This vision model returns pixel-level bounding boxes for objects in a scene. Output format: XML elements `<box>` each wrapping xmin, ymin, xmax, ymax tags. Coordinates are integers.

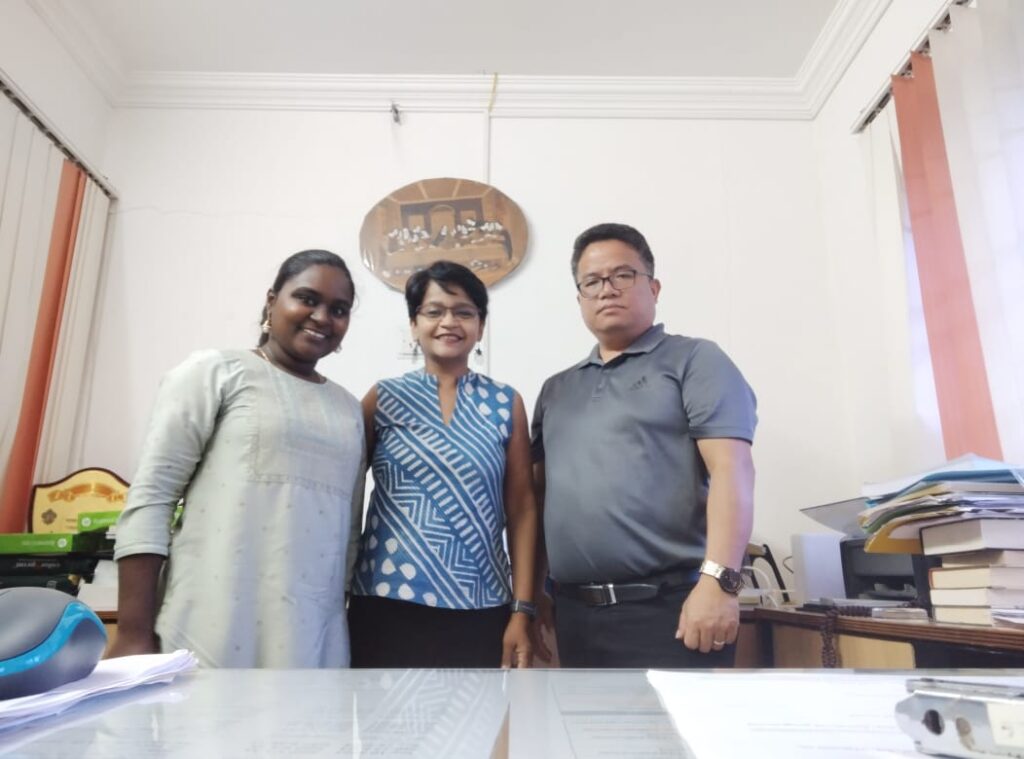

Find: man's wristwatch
<box><xmin>510</xmin><ymin>600</ymin><xmax>537</xmax><ymax>618</ymax></box>
<box><xmin>699</xmin><ymin>559</ymin><xmax>744</xmax><ymax>595</ymax></box>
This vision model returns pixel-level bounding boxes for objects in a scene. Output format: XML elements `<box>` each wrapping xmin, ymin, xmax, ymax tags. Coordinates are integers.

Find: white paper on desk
<box><xmin>543</xmin><ymin>672</ymin><xmax>694</xmax><ymax>757</ymax></box>
<box><xmin>647</xmin><ymin>671</ymin><xmax>1024</xmax><ymax>759</ymax></box>
<box><xmin>0</xmin><ymin>649</ymin><xmax>196</xmax><ymax>732</ymax></box>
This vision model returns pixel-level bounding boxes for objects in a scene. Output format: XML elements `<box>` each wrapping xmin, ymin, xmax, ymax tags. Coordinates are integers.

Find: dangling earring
<box><xmin>261</xmin><ymin>317</ymin><xmax>272</xmax><ymax>334</ymax></box>
<box><xmin>474</xmin><ymin>344</ymin><xmax>483</xmax><ymax>358</ymax></box>
<box><xmin>334</xmin><ymin>344</ymin><xmax>343</xmax><ymax>354</ymax></box>
<box><xmin>412</xmin><ymin>342</ymin><xmax>420</xmax><ymax>358</ymax></box>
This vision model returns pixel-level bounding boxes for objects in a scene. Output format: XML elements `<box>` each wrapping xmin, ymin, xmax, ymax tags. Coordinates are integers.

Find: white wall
<box><xmin>82</xmin><ymin>104</ymin><xmax>845</xmax><ymax>563</ymax></box>
<box><xmin>0</xmin><ymin>0</ymin><xmax>113</xmax><ymax>174</ymax></box>
<box><xmin>487</xmin><ymin>117</ymin><xmax>849</xmax><ymax>557</ymax></box>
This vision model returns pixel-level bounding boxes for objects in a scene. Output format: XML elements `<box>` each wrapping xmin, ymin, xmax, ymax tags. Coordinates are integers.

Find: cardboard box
<box><xmin>76</xmin><ymin>511</ymin><xmax>121</xmax><ymax>533</ymax></box>
<box><xmin>0</xmin><ymin>532</ymin><xmax>106</xmax><ymax>555</ymax></box>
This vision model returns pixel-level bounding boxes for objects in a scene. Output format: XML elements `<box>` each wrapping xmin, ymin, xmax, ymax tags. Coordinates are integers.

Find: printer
<box><xmin>840</xmin><ymin>537</ymin><xmax>937</xmax><ymax>605</ymax></box>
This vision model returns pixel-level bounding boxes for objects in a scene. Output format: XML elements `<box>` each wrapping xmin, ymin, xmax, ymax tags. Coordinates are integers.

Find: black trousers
<box><xmin>348</xmin><ymin>594</ymin><xmax>511</xmax><ymax>668</ymax></box>
<box><xmin>555</xmin><ymin>584</ymin><xmax>736</xmax><ymax>668</ymax></box>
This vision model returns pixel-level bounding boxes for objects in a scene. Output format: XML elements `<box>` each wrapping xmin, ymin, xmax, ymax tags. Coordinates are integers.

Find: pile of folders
<box><xmin>856</xmin><ymin>454</ymin><xmax>1024</xmax><ymax>626</ymax></box>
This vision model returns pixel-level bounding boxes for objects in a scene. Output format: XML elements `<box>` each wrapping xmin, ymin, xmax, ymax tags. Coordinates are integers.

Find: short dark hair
<box><xmin>258</xmin><ymin>249</ymin><xmax>354</xmax><ymax>346</ymax></box>
<box><xmin>571</xmin><ymin>223</ymin><xmax>655</xmax><ymax>279</ymax></box>
<box><xmin>405</xmin><ymin>260</ymin><xmax>488</xmax><ymax>323</ymax></box>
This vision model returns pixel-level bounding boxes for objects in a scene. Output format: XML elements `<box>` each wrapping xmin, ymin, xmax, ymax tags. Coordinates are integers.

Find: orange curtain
<box><xmin>891</xmin><ymin>53</ymin><xmax>1002</xmax><ymax>460</ymax></box>
<box><xmin>0</xmin><ymin>160</ymin><xmax>86</xmax><ymax>531</ymax></box>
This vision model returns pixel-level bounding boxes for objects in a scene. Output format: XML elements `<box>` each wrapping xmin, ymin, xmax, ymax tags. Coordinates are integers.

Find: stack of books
<box><xmin>924</xmin><ymin>522</ymin><xmax>1024</xmax><ymax>626</ymax></box>
<box><xmin>0</xmin><ymin>525</ymin><xmax>114</xmax><ymax>597</ymax></box>
<box><xmin>857</xmin><ymin>455</ymin><xmax>1024</xmax><ymax>555</ymax></box>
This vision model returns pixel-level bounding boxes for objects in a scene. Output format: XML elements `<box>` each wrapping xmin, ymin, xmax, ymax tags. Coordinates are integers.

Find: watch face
<box><xmin>719</xmin><ymin>568</ymin><xmax>744</xmax><ymax>594</ymax></box>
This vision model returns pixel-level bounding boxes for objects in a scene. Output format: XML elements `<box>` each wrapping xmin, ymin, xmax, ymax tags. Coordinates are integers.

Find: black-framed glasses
<box><xmin>575</xmin><ymin>268</ymin><xmax>653</xmax><ymax>299</ymax></box>
<box><xmin>416</xmin><ymin>305</ymin><xmax>480</xmax><ymax>322</ymax></box>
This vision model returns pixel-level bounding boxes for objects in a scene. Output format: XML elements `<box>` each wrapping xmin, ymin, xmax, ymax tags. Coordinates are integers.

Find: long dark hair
<box><xmin>258</xmin><ymin>249</ymin><xmax>355</xmax><ymax>346</ymax></box>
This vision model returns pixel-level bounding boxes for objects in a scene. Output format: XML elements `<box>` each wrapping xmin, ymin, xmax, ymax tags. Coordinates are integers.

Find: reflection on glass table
<box><xmin>4</xmin><ymin>667</ymin><xmax>1024</xmax><ymax>758</ymax></box>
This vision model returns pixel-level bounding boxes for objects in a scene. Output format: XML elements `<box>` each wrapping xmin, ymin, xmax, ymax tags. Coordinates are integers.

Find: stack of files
<box><xmin>856</xmin><ymin>454</ymin><xmax>1024</xmax><ymax>553</ymax></box>
<box><xmin>924</xmin><ymin>527</ymin><xmax>1024</xmax><ymax>625</ymax></box>
<box><xmin>0</xmin><ymin>650</ymin><xmax>196</xmax><ymax>732</ymax></box>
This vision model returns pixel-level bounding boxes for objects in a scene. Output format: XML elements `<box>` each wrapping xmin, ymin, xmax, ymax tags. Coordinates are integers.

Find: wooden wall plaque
<box><xmin>360</xmin><ymin>177</ymin><xmax>528</xmax><ymax>291</ymax></box>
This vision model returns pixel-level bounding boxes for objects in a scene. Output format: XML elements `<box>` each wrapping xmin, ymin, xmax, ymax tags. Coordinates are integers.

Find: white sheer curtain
<box><xmin>860</xmin><ymin>104</ymin><xmax>944</xmax><ymax>461</ymax></box>
<box><xmin>0</xmin><ymin>96</ymin><xmax>65</xmax><ymax>475</ymax></box>
<box><xmin>34</xmin><ymin>179</ymin><xmax>112</xmax><ymax>480</ymax></box>
<box><xmin>931</xmin><ymin>0</ymin><xmax>1024</xmax><ymax>464</ymax></box>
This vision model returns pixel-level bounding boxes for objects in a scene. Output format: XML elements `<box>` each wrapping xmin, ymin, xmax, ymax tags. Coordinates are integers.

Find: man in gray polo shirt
<box><xmin>530</xmin><ymin>222</ymin><xmax>757</xmax><ymax>668</ymax></box>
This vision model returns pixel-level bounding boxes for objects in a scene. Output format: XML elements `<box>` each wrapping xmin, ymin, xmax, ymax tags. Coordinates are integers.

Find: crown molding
<box><xmin>25</xmin><ymin>0</ymin><xmax>126</xmax><ymax>105</ymax></box>
<box><xmin>29</xmin><ymin>0</ymin><xmax>893</xmax><ymax>120</ymax></box>
<box><xmin>117</xmin><ymin>71</ymin><xmax>812</xmax><ymax>120</ymax></box>
<box><xmin>797</xmin><ymin>0</ymin><xmax>893</xmax><ymax>116</ymax></box>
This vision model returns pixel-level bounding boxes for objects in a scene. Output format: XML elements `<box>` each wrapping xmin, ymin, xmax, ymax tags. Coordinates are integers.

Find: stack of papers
<box><xmin>0</xmin><ymin>650</ymin><xmax>196</xmax><ymax>732</ymax></box>
<box><xmin>862</xmin><ymin>454</ymin><xmax>1024</xmax><ymax>500</ymax></box>
<box><xmin>647</xmin><ymin>670</ymin><xmax>1024</xmax><ymax>758</ymax></box>
<box><xmin>857</xmin><ymin>455</ymin><xmax>1024</xmax><ymax>553</ymax></box>
<box><xmin>992</xmin><ymin>609</ymin><xmax>1024</xmax><ymax>626</ymax></box>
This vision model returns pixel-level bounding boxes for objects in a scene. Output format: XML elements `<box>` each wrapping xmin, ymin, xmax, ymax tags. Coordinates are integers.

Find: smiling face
<box><xmin>576</xmin><ymin>238</ymin><xmax>660</xmax><ymax>349</ymax></box>
<box><xmin>264</xmin><ymin>264</ymin><xmax>354</xmax><ymax>371</ymax></box>
<box><xmin>411</xmin><ymin>281</ymin><xmax>483</xmax><ymax>368</ymax></box>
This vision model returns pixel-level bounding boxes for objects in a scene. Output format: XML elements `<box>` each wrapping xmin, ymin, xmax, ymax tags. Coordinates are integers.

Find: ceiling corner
<box><xmin>26</xmin><ymin>0</ymin><xmax>127</xmax><ymax>105</ymax></box>
<box><xmin>796</xmin><ymin>0</ymin><xmax>893</xmax><ymax>117</ymax></box>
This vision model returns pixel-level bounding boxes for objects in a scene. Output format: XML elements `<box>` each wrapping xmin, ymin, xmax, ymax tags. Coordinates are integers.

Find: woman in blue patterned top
<box><xmin>349</xmin><ymin>261</ymin><xmax>538</xmax><ymax>668</ymax></box>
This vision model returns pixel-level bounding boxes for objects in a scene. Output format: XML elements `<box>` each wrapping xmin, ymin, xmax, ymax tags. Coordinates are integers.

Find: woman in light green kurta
<box><xmin>111</xmin><ymin>250</ymin><xmax>365</xmax><ymax>668</ymax></box>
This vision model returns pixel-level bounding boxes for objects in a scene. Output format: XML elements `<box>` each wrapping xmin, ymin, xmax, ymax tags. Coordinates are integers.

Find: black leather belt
<box><xmin>555</xmin><ymin>566</ymin><xmax>701</xmax><ymax>607</ymax></box>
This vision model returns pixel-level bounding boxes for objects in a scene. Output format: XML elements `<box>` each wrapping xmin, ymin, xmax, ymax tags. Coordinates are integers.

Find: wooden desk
<box><xmin>744</xmin><ymin>607</ymin><xmax>1024</xmax><ymax>669</ymax></box>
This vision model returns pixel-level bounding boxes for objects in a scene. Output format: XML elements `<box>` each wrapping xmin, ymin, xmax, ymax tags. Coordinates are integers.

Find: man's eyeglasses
<box><xmin>416</xmin><ymin>305</ymin><xmax>480</xmax><ymax>322</ymax></box>
<box><xmin>575</xmin><ymin>268</ymin><xmax>653</xmax><ymax>299</ymax></box>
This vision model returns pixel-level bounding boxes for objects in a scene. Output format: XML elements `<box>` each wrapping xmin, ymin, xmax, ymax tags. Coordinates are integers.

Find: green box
<box><xmin>76</xmin><ymin>511</ymin><xmax>121</xmax><ymax>533</ymax></box>
<box><xmin>0</xmin><ymin>532</ymin><xmax>106</xmax><ymax>555</ymax></box>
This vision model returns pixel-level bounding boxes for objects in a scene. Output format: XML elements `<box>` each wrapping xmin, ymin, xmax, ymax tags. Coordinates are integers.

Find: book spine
<box><xmin>0</xmin><ymin>556</ymin><xmax>97</xmax><ymax>576</ymax></box>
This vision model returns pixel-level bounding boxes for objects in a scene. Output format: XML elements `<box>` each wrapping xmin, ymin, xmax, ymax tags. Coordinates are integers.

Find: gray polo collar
<box><xmin>576</xmin><ymin>323</ymin><xmax>668</xmax><ymax>368</ymax></box>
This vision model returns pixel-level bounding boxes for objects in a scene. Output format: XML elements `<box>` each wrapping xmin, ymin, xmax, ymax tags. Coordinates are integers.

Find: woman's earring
<box><xmin>474</xmin><ymin>344</ymin><xmax>483</xmax><ymax>358</ymax></box>
<box><xmin>334</xmin><ymin>344</ymin><xmax>343</xmax><ymax>354</ymax></box>
<box><xmin>261</xmin><ymin>317</ymin><xmax>272</xmax><ymax>335</ymax></box>
<box><xmin>412</xmin><ymin>342</ymin><xmax>420</xmax><ymax>358</ymax></box>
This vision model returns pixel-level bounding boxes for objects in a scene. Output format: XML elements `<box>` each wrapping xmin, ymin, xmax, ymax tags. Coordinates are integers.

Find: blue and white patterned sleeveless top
<box><xmin>352</xmin><ymin>370</ymin><xmax>515</xmax><ymax>609</ymax></box>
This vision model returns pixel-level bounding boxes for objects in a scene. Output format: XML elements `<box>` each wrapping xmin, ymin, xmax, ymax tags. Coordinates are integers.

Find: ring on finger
<box><xmin>712</xmin><ymin>639</ymin><xmax>726</xmax><ymax>647</ymax></box>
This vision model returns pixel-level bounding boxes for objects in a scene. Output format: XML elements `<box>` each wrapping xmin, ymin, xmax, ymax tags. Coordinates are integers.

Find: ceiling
<box><xmin>70</xmin><ymin>0</ymin><xmax>840</xmax><ymax>78</ymax></box>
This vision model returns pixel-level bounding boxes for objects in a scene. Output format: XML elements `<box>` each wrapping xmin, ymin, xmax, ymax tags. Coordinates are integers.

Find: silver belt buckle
<box><xmin>581</xmin><ymin>582</ymin><xmax>618</xmax><ymax>606</ymax></box>
<box><xmin>594</xmin><ymin>583</ymin><xmax>617</xmax><ymax>606</ymax></box>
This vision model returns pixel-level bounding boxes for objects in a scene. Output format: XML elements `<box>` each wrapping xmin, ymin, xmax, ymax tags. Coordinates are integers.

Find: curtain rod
<box><xmin>0</xmin><ymin>80</ymin><xmax>116</xmax><ymax>200</ymax></box>
<box><xmin>850</xmin><ymin>0</ymin><xmax>971</xmax><ymax>134</ymax></box>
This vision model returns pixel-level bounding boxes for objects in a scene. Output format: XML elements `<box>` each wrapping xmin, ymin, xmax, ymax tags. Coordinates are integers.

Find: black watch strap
<box><xmin>510</xmin><ymin>600</ymin><xmax>537</xmax><ymax>618</ymax></box>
